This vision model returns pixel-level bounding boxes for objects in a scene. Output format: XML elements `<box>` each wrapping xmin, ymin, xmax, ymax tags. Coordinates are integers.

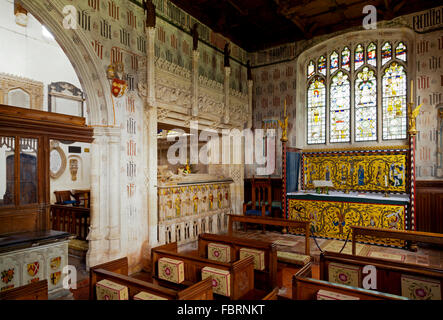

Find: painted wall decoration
<box><xmin>288</xmin><ymin>198</ymin><xmax>406</xmax><ymax>247</ymax></box>
<box><xmin>302</xmin><ymin>148</ymin><xmax>409</xmax><ymax>193</ymax></box>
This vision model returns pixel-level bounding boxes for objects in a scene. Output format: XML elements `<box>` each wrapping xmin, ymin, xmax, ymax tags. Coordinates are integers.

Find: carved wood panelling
<box><xmin>415</xmin><ymin>180</ymin><xmax>443</xmax><ymax>234</ymax></box>
<box><xmin>0</xmin><ymin>73</ymin><xmax>44</xmax><ymax>110</ymax></box>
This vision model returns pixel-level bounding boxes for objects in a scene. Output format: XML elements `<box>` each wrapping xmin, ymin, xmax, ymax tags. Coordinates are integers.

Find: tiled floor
<box><xmin>67</xmin><ymin>228</ymin><xmax>443</xmax><ymax>300</ymax></box>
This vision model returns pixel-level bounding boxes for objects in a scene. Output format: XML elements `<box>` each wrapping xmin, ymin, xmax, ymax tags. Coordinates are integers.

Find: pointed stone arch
<box><xmin>20</xmin><ymin>0</ymin><xmax>113</xmax><ymax>125</ymax></box>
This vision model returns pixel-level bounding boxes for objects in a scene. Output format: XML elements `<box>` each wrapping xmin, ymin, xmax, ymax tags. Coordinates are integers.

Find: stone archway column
<box><xmin>248</xmin><ymin>80</ymin><xmax>253</xmax><ymax>129</ymax></box>
<box><xmin>223</xmin><ymin>67</ymin><xmax>231</xmax><ymax>124</ymax></box>
<box><xmin>87</xmin><ymin>127</ymin><xmax>122</xmax><ymax>268</ymax></box>
<box><xmin>86</xmin><ymin>130</ymin><xmax>106</xmax><ymax>269</ymax></box>
<box><xmin>145</xmin><ymin>26</ymin><xmax>158</xmax><ymax>247</ymax></box>
<box><xmin>107</xmin><ymin>128</ymin><xmax>122</xmax><ymax>259</ymax></box>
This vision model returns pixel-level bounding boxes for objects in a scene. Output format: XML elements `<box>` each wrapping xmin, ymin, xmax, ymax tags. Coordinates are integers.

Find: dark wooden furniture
<box><xmin>197</xmin><ymin>233</ymin><xmax>277</xmax><ymax>291</ymax></box>
<box><xmin>90</xmin><ymin>257</ymin><xmax>213</xmax><ymax>300</ymax></box>
<box><xmin>72</xmin><ymin>189</ymin><xmax>90</xmax><ymax>208</ymax></box>
<box><xmin>0</xmin><ymin>104</ymin><xmax>93</xmax><ymax>235</ymax></box>
<box><xmin>152</xmin><ymin>242</ymin><xmax>276</xmax><ymax>300</ymax></box>
<box><xmin>320</xmin><ymin>251</ymin><xmax>443</xmax><ymax>298</ymax></box>
<box><xmin>0</xmin><ymin>230</ymin><xmax>71</xmax><ymax>254</ymax></box>
<box><xmin>292</xmin><ymin>276</ymin><xmax>407</xmax><ymax>300</ymax></box>
<box><xmin>54</xmin><ymin>190</ymin><xmax>77</xmax><ymax>205</ymax></box>
<box><xmin>243</xmin><ymin>177</ymin><xmax>272</xmax><ymax>221</ymax></box>
<box><xmin>50</xmin><ymin>205</ymin><xmax>90</xmax><ymax>240</ymax></box>
<box><xmin>244</xmin><ymin>177</ymin><xmax>283</xmax><ymax>217</ymax></box>
<box><xmin>0</xmin><ymin>280</ymin><xmax>48</xmax><ymax>300</ymax></box>
<box><xmin>227</xmin><ymin>214</ymin><xmax>311</xmax><ymax>256</ymax></box>
<box><xmin>351</xmin><ymin>226</ymin><xmax>443</xmax><ymax>255</ymax></box>
<box><xmin>415</xmin><ymin>180</ymin><xmax>443</xmax><ymax>234</ymax></box>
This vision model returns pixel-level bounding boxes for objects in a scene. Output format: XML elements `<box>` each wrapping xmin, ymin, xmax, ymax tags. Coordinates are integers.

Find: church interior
<box><xmin>0</xmin><ymin>0</ymin><xmax>443</xmax><ymax>302</ymax></box>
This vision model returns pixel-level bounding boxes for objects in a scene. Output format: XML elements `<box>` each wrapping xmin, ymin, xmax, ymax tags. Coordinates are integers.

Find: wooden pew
<box><xmin>0</xmin><ymin>280</ymin><xmax>48</xmax><ymax>300</ymax></box>
<box><xmin>90</xmin><ymin>257</ymin><xmax>213</xmax><ymax>300</ymax></box>
<box><xmin>152</xmin><ymin>242</ymin><xmax>275</xmax><ymax>300</ymax></box>
<box><xmin>292</xmin><ymin>276</ymin><xmax>408</xmax><ymax>300</ymax></box>
<box><xmin>197</xmin><ymin>233</ymin><xmax>277</xmax><ymax>291</ymax></box>
<box><xmin>227</xmin><ymin>214</ymin><xmax>311</xmax><ymax>256</ymax></box>
<box><xmin>351</xmin><ymin>226</ymin><xmax>443</xmax><ymax>254</ymax></box>
<box><xmin>320</xmin><ymin>251</ymin><xmax>443</xmax><ymax>299</ymax></box>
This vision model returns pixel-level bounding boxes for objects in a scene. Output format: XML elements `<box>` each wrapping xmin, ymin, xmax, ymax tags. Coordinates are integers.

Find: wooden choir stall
<box><xmin>0</xmin><ymin>104</ymin><xmax>93</xmax><ymax>298</ymax></box>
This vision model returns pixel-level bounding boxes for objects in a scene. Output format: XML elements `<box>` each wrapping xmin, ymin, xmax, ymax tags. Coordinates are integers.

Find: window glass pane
<box><xmin>318</xmin><ymin>56</ymin><xmax>327</xmax><ymax>76</ymax></box>
<box><xmin>307</xmin><ymin>77</ymin><xmax>326</xmax><ymax>144</ymax></box>
<box><xmin>367</xmin><ymin>42</ymin><xmax>377</xmax><ymax>67</ymax></box>
<box><xmin>20</xmin><ymin>138</ymin><xmax>38</xmax><ymax>205</ymax></box>
<box><xmin>307</xmin><ymin>60</ymin><xmax>315</xmax><ymax>78</ymax></box>
<box><xmin>354</xmin><ymin>44</ymin><xmax>364</xmax><ymax>70</ymax></box>
<box><xmin>330</xmin><ymin>51</ymin><xmax>339</xmax><ymax>74</ymax></box>
<box><xmin>342</xmin><ymin>47</ymin><xmax>351</xmax><ymax>71</ymax></box>
<box><xmin>383</xmin><ymin>62</ymin><xmax>407</xmax><ymax>140</ymax></box>
<box><xmin>330</xmin><ymin>72</ymin><xmax>350</xmax><ymax>143</ymax></box>
<box><xmin>0</xmin><ymin>137</ymin><xmax>15</xmax><ymax>207</ymax></box>
<box><xmin>395</xmin><ymin>42</ymin><xmax>407</xmax><ymax>62</ymax></box>
<box><xmin>381</xmin><ymin>42</ymin><xmax>392</xmax><ymax>65</ymax></box>
<box><xmin>355</xmin><ymin>67</ymin><xmax>377</xmax><ymax>141</ymax></box>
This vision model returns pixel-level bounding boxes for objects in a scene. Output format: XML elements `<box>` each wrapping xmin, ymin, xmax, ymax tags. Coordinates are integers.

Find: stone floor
<box><xmin>67</xmin><ymin>228</ymin><xmax>443</xmax><ymax>300</ymax></box>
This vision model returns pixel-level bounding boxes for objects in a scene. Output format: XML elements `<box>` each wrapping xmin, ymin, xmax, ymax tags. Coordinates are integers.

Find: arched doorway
<box><xmin>16</xmin><ymin>0</ymin><xmax>124</xmax><ymax>270</ymax></box>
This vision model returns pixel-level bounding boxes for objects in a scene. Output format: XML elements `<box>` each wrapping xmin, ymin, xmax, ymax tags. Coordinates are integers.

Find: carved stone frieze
<box><xmin>198</xmin><ymin>94</ymin><xmax>224</xmax><ymax>115</ymax></box>
<box><xmin>198</xmin><ymin>75</ymin><xmax>223</xmax><ymax>92</ymax></box>
<box><xmin>155</xmin><ymin>57</ymin><xmax>191</xmax><ymax>79</ymax></box>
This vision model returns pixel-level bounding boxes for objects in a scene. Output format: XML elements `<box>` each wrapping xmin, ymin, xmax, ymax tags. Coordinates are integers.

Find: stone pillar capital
<box><xmin>192</xmin><ymin>50</ymin><xmax>200</xmax><ymax>59</ymax></box>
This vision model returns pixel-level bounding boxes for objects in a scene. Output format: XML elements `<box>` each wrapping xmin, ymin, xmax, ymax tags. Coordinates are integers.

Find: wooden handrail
<box><xmin>227</xmin><ymin>214</ymin><xmax>310</xmax><ymax>256</ymax></box>
<box><xmin>50</xmin><ymin>205</ymin><xmax>90</xmax><ymax>240</ymax></box>
<box><xmin>351</xmin><ymin>226</ymin><xmax>443</xmax><ymax>255</ymax></box>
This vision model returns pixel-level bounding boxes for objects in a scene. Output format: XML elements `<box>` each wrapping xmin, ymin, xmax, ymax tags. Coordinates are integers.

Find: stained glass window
<box><xmin>355</xmin><ymin>44</ymin><xmax>364</xmax><ymax>70</ymax></box>
<box><xmin>395</xmin><ymin>42</ymin><xmax>407</xmax><ymax>62</ymax></box>
<box><xmin>307</xmin><ymin>77</ymin><xmax>326</xmax><ymax>144</ymax></box>
<box><xmin>367</xmin><ymin>42</ymin><xmax>377</xmax><ymax>67</ymax></box>
<box><xmin>342</xmin><ymin>47</ymin><xmax>351</xmax><ymax>71</ymax></box>
<box><xmin>318</xmin><ymin>56</ymin><xmax>327</xmax><ymax>76</ymax></box>
<box><xmin>307</xmin><ymin>60</ymin><xmax>315</xmax><ymax>78</ymax></box>
<box><xmin>305</xmin><ymin>39</ymin><xmax>408</xmax><ymax>146</ymax></box>
<box><xmin>330</xmin><ymin>51</ymin><xmax>339</xmax><ymax>74</ymax></box>
<box><xmin>355</xmin><ymin>67</ymin><xmax>377</xmax><ymax>141</ymax></box>
<box><xmin>382</xmin><ymin>62</ymin><xmax>407</xmax><ymax>140</ymax></box>
<box><xmin>330</xmin><ymin>71</ymin><xmax>350</xmax><ymax>143</ymax></box>
<box><xmin>381</xmin><ymin>42</ymin><xmax>392</xmax><ymax>65</ymax></box>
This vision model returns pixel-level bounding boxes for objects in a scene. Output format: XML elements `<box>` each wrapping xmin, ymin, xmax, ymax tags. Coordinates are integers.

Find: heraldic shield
<box><xmin>112</xmin><ymin>78</ymin><xmax>127</xmax><ymax>98</ymax></box>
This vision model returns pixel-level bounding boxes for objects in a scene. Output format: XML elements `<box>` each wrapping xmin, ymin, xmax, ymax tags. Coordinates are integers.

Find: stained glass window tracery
<box><xmin>307</xmin><ymin>60</ymin><xmax>315</xmax><ymax>78</ymax></box>
<box><xmin>307</xmin><ymin>77</ymin><xmax>326</xmax><ymax>144</ymax></box>
<box><xmin>355</xmin><ymin>67</ymin><xmax>377</xmax><ymax>141</ymax></box>
<box><xmin>330</xmin><ymin>71</ymin><xmax>350</xmax><ymax>143</ymax></box>
<box><xmin>330</xmin><ymin>51</ymin><xmax>339</xmax><ymax>74</ymax></box>
<box><xmin>355</xmin><ymin>44</ymin><xmax>365</xmax><ymax>70</ymax></box>
<box><xmin>305</xmin><ymin>40</ymin><xmax>408</xmax><ymax>145</ymax></box>
<box><xmin>318</xmin><ymin>56</ymin><xmax>327</xmax><ymax>76</ymax></box>
<box><xmin>342</xmin><ymin>47</ymin><xmax>351</xmax><ymax>71</ymax></box>
<box><xmin>381</xmin><ymin>42</ymin><xmax>392</xmax><ymax>65</ymax></box>
<box><xmin>367</xmin><ymin>42</ymin><xmax>377</xmax><ymax>67</ymax></box>
<box><xmin>395</xmin><ymin>42</ymin><xmax>407</xmax><ymax>62</ymax></box>
<box><xmin>382</xmin><ymin>62</ymin><xmax>407</xmax><ymax>140</ymax></box>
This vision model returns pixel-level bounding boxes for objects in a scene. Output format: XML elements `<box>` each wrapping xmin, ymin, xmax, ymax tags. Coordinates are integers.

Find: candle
<box><xmin>385</xmin><ymin>175</ymin><xmax>388</xmax><ymax>187</ymax></box>
<box><xmin>410</xmin><ymin>80</ymin><xmax>413</xmax><ymax>102</ymax></box>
